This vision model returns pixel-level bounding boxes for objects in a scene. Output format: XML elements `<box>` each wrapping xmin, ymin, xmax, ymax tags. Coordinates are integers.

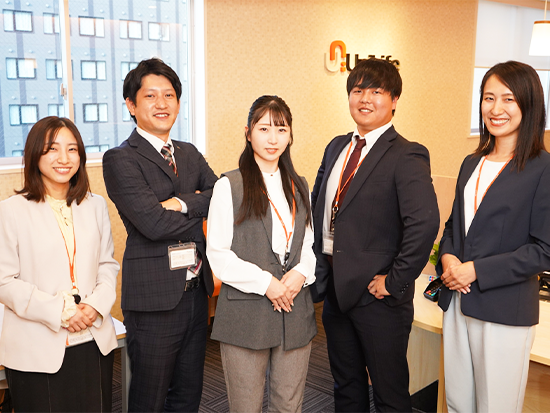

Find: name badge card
<box><xmin>168</xmin><ymin>242</ymin><xmax>197</xmax><ymax>270</ymax></box>
<box><xmin>322</xmin><ymin>231</ymin><xmax>334</xmax><ymax>255</ymax></box>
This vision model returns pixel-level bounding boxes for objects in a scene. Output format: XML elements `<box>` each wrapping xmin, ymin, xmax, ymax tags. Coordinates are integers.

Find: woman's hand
<box><xmin>281</xmin><ymin>269</ymin><xmax>306</xmax><ymax>301</ymax></box>
<box><xmin>265</xmin><ymin>277</ymin><xmax>292</xmax><ymax>313</ymax></box>
<box><xmin>67</xmin><ymin>306</ymin><xmax>94</xmax><ymax>333</ymax></box>
<box><xmin>78</xmin><ymin>303</ymin><xmax>99</xmax><ymax>324</ymax></box>
<box><xmin>441</xmin><ymin>260</ymin><xmax>476</xmax><ymax>294</ymax></box>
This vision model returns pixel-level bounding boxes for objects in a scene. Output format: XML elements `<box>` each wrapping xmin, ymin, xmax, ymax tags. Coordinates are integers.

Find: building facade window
<box><xmin>6</xmin><ymin>58</ymin><xmax>36</xmax><ymax>79</ymax></box>
<box><xmin>3</xmin><ymin>10</ymin><xmax>33</xmax><ymax>32</ymax></box>
<box><xmin>79</xmin><ymin>16</ymin><xmax>104</xmax><ymax>37</ymax></box>
<box><xmin>48</xmin><ymin>104</ymin><xmax>65</xmax><ymax>117</ymax></box>
<box><xmin>43</xmin><ymin>13</ymin><xmax>60</xmax><ymax>34</ymax></box>
<box><xmin>121</xmin><ymin>61</ymin><xmax>139</xmax><ymax>80</ymax></box>
<box><xmin>83</xmin><ymin>103</ymin><xmax>108</xmax><ymax>122</ymax></box>
<box><xmin>122</xmin><ymin>103</ymin><xmax>132</xmax><ymax>122</ymax></box>
<box><xmin>81</xmin><ymin>61</ymin><xmax>107</xmax><ymax>80</ymax></box>
<box><xmin>120</xmin><ymin>20</ymin><xmax>142</xmax><ymax>39</ymax></box>
<box><xmin>9</xmin><ymin>105</ymin><xmax>38</xmax><ymax>125</ymax></box>
<box><xmin>148</xmin><ymin>22</ymin><xmax>170</xmax><ymax>41</ymax></box>
<box><xmin>46</xmin><ymin>59</ymin><xmax>63</xmax><ymax>80</ymax></box>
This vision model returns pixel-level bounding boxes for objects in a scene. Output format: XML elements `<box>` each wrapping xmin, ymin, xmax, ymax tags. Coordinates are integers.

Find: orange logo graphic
<box><xmin>325</xmin><ymin>40</ymin><xmax>400</xmax><ymax>73</ymax></box>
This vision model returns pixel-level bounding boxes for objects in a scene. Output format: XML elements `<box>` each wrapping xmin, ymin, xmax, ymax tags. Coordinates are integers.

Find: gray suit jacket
<box><xmin>211</xmin><ymin>169</ymin><xmax>317</xmax><ymax>351</ymax></box>
<box><xmin>102</xmin><ymin>129</ymin><xmax>218</xmax><ymax>311</ymax></box>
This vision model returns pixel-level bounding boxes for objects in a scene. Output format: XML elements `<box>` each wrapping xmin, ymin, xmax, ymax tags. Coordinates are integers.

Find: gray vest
<box><xmin>211</xmin><ymin>169</ymin><xmax>317</xmax><ymax>351</ymax></box>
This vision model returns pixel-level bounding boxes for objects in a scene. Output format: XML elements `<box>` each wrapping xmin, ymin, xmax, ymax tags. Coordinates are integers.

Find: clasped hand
<box><xmin>368</xmin><ymin>274</ymin><xmax>390</xmax><ymax>299</ymax></box>
<box><xmin>440</xmin><ymin>253</ymin><xmax>476</xmax><ymax>294</ymax></box>
<box><xmin>67</xmin><ymin>303</ymin><xmax>99</xmax><ymax>333</ymax></box>
<box><xmin>265</xmin><ymin>270</ymin><xmax>306</xmax><ymax>313</ymax></box>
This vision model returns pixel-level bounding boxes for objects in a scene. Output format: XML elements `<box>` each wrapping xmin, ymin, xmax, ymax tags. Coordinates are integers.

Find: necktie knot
<box><xmin>355</xmin><ymin>137</ymin><xmax>366</xmax><ymax>151</ymax></box>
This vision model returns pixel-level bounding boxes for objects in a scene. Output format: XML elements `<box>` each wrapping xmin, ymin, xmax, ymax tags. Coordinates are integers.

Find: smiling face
<box><xmin>126</xmin><ymin>74</ymin><xmax>180</xmax><ymax>142</ymax></box>
<box><xmin>481</xmin><ymin>75</ymin><xmax>522</xmax><ymax>145</ymax></box>
<box><xmin>38</xmin><ymin>127</ymin><xmax>80</xmax><ymax>199</ymax></box>
<box><xmin>246</xmin><ymin>111</ymin><xmax>291</xmax><ymax>173</ymax></box>
<box><xmin>348</xmin><ymin>86</ymin><xmax>398</xmax><ymax>136</ymax></box>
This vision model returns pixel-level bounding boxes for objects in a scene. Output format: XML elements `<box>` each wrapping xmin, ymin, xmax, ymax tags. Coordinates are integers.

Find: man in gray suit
<box><xmin>103</xmin><ymin>58</ymin><xmax>217</xmax><ymax>412</ymax></box>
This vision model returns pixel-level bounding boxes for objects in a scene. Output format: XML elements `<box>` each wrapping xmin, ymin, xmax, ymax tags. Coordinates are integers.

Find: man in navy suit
<box><xmin>103</xmin><ymin>58</ymin><xmax>217</xmax><ymax>412</ymax></box>
<box><xmin>311</xmin><ymin>58</ymin><xmax>439</xmax><ymax>412</ymax></box>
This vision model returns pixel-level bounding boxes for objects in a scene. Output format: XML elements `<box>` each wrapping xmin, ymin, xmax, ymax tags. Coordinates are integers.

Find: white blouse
<box><xmin>206</xmin><ymin>170</ymin><xmax>316</xmax><ymax>295</ymax></box>
<box><xmin>463</xmin><ymin>156</ymin><xmax>507</xmax><ymax>236</ymax></box>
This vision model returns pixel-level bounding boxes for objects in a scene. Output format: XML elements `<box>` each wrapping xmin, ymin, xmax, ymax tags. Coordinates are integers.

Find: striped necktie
<box><xmin>161</xmin><ymin>144</ymin><xmax>178</xmax><ymax>176</ymax></box>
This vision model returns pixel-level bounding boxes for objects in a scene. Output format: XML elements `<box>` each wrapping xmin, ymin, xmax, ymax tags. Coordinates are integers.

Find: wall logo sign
<box><xmin>325</xmin><ymin>40</ymin><xmax>400</xmax><ymax>73</ymax></box>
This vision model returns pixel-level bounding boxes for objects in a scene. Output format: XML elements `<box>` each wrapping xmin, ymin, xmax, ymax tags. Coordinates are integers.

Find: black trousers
<box><xmin>123</xmin><ymin>282</ymin><xmax>208</xmax><ymax>413</ymax></box>
<box><xmin>323</xmin><ymin>291</ymin><xmax>414</xmax><ymax>412</ymax></box>
<box><xmin>5</xmin><ymin>340</ymin><xmax>114</xmax><ymax>412</ymax></box>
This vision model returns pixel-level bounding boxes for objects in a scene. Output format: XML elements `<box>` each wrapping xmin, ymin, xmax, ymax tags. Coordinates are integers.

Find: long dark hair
<box><xmin>16</xmin><ymin>116</ymin><xmax>90</xmax><ymax>205</ymax></box>
<box><xmin>475</xmin><ymin>61</ymin><xmax>546</xmax><ymax>171</ymax></box>
<box><xmin>236</xmin><ymin>95</ymin><xmax>311</xmax><ymax>227</ymax></box>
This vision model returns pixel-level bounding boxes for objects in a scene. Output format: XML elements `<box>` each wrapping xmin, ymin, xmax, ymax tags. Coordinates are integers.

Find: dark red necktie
<box><xmin>336</xmin><ymin>137</ymin><xmax>366</xmax><ymax>205</ymax></box>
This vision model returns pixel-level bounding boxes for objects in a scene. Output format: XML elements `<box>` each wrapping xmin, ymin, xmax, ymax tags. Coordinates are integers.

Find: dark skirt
<box><xmin>5</xmin><ymin>341</ymin><xmax>114</xmax><ymax>412</ymax></box>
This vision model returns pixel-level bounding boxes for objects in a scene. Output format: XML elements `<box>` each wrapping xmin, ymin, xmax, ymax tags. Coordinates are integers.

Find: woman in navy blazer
<box><xmin>437</xmin><ymin>61</ymin><xmax>550</xmax><ymax>412</ymax></box>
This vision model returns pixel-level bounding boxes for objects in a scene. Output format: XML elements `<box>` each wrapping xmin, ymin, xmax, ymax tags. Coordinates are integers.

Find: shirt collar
<box><xmin>136</xmin><ymin>127</ymin><xmax>174</xmax><ymax>154</ymax></box>
<box><xmin>353</xmin><ymin>121</ymin><xmax>392</xmax><ymax>147</ymax></box>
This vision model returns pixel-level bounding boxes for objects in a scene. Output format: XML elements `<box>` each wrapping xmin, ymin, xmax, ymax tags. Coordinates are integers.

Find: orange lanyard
<box><xmin>334</xmin><ymin>139</ymin><xmax>366</xmax><ymax>210</ymax></box>
<box><xmin>267</xmin><ymin>181</ymin><xmax>296</xmax><ymax>257</ymax></box>
<box><xmin>57</xmin><ymin>223</ymin><xmax>80</xmax><ymax>302</ymax></box>
<box><xmin>474</xmin><ymin>156</ymin><xmax>512</xmax><ymax>213</ymax></box>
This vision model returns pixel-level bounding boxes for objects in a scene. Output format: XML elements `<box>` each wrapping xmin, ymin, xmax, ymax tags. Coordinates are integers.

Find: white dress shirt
<box><xmin>207</xmin><ymin>169</ymin><xmax>316</xmax><ymax>295</ymax></box>
<box><xmin>322</xmin><ymin>121</ymin><xmax>393</xmax><ymax>253</ymax></box>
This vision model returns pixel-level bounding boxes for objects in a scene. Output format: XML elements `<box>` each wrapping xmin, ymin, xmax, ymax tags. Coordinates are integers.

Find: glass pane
<box><xmin>17</xmin><ymin>59</ymin><xmax>35</xmax><ymax>78</ymax></box>
<box><xmin>161</xmin><ymin>24</ymin><xmax>170</xmax><ymax>41</ymax></box>
<box><xmin>20</xmin><ymin>105</ymin><xmax>37</xmax><ymax>124</ymax></box>
<box><xmin>46</xmin><ymin>59</ymin><xmax>56</xmax><ymax>79</ymax></box>
<box><xmin>9</xmin><ymin>106</ymin><xmax>20</xmax><ymax>125</ymax></box>
<box><xmin>58</xmin><ymin>104</ymin><xmax>65</xmax><ymax>118</ymax></box>
<box><xmin>99</xmin><ymin>103</ymin><xmax>108</xmax><ymax>122</ymax></box>
<box><xmin>95</xmin><ymin>18</ymin><xmax>104</xmax><ymax>37</ymax></box>
<box><xmin>470</xmin><ymin>67</ymin><xmax>489</xmax><ymax>134</ymax></box>
<box><xmin>128</xmin><ymin>21</ymin><xmax>141</xmax><ymax>39</ymax></box>
<box><xmin>6</xmin><ymin>58</ymin><xmax>17</xmax><ymax>79</ymax></box>
<box><xmin>15</xmin><ymin>11</ymin><xmax>32</xmax><ymax>32</ymax></box>
<box><xmin>44</xmin><ymin>13</ymin><xmax>54</xmax><ymax>34</ymax></box>
<box><xmin>122</xmin><ymin>103</ymin><xmax>131</xmax><ymax>121</ymax></box>
<box><xmin>81</xmin><ymin>61</ymin><xmax>97</xmax><ymax>79</ymax></box>
<box><xmin>149</xmin><ymin>23</ymin><xmax>160</xmax><ymax>40</ymax></box>
<box><xmin>54</xmin><ymin>14</ymin><xmax>60</xmax><ymax>33</ymax></box>
<box><xmin>56</xmin><ymin>60</ymin><xmax>63</xmax><ymax>78</ymax></box>
<box><xmin>97</xmin><ymin>61</ymin><xmax>106</xmax><ymax>80</ymax></box>
<box><xmin>80</xmin><ymin>17</ymin><xmax>95</xmax><ymax>35</ymax></box>
<box><xmin>48</xmin><ymin>104</ymin><xmax>58</xmax><ymax>116</ymax></box>
<box><xmin>119</xmin><ymin>21</ymin><xmax>128</xmax><ymax>39</ymax></box>
<box><xmin>84</xmin><ymin>104</ymin><xmax>98</xmax><ymax>122</ymax></box>
<box><xmin>3</xmin><ymin>11</ymin><xmax>14</xmax><ymax>31</ymax></box>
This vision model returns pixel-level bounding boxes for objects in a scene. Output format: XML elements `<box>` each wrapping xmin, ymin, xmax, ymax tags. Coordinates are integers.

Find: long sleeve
<box><xmin>206</xmin><ymin>177</ymin><xmax>273</xmax><ymax>295</ymax></box>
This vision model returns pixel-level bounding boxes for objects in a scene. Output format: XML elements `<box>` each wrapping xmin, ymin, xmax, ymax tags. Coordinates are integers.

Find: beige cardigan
<box><xmin>0</xmin><ymin>193</ymin><xmax>119</xmax><ymax>373</ymax></box>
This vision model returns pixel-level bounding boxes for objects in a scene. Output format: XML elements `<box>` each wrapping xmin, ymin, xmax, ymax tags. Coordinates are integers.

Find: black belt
<box><xmin>184</xmin><ymin>276</ymin><xmax>201</xmax><ymax>292</ymax></box>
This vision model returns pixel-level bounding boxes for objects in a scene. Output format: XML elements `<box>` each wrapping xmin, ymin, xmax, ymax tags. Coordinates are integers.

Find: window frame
<box><xmin>3</xmin><ymin>10</ymin><xmax>33</xmax><ymax>33</ymax></box>
<box><xmin>9</xmin><ymin>104</ymin><xmax>39</xmax><ymax>126</ymax></box>
<box><xmin>6</xmin><ymin>58</ymin><xmax>37</xmax><ymax>79</ymax></box>
<box><xmin>80</xmin><ymin>60</ymin><xmax>107</xmax><ymax>81</ymax></box>
<box><xmin>43</xmin><ymin>12</ymin><xmax>60</xmax><ymax>34</ymax></box>
<box><xmin>119</xmin><ymin>19</ymin><xmax>142</xmax><ymax>39</ymax></box>
<box><xmin>83</xmin><ymin>103</ymin><xmax>108</xmax><ymax>123</ymax></box>
<box><xmin>78</xmin><ymin>16</ymin><xmax>105</xmax><ymax>37</ymax></box>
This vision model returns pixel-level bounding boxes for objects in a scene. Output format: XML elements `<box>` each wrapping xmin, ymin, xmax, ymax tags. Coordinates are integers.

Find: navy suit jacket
<box><xmin>102</xmin><ymin>129</ymin><xmax>218</xmax><ymax>312</ymax></box>
<box><xmin>436</xmin><ymin>152</ymin><xmax>550</xmax><ymax>326</ymax></box>
<box><xmin>311</xmin><ymin>126</ymin><xmax>439</xmax><ymax>313</ymax></box>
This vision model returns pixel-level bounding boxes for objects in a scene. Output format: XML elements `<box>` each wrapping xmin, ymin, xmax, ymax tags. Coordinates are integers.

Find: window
<box><xmin>472</xmin><ymin>1</ymin><xmax>550</xmax><ymax>133</ymax></box>
<box><xmin>43</xmin><ymin>13</ymin><xmax>60</xmax><ymax>34</ymax></box>
<box><xmin>79</xmin><ymin>16</ymin><xmax>104</xmax><ymax>37</ymax></box>
<box><xmin>121</xmin><ymin>61</ymin><xmax>139</xmax><ymax>80</ymax></box>
<box><xmin>46</xmin><ymin>59</ymin><xmax>63</xmax><ymax>80</ymax></box>
<box><xmin>9</xmin><ymin>105</ymin><xmax>38</xmax><ymax>125</ymax></box>
<box><xmin>6</xmin><ymin>58</ymin><xmax>36</xmax><ymax>79</ymax></box>
<box><xmin>48</xmin><ymin>104</ymin><xmax>65</xmax><ymax>117</ymax></box>
<box><xmin>149</xmin><ymin>22</ymin><xmax>170</xmax><ymax>41</ymax></box>
<box><xmin>120</xmin><ymin>20</ymin><xmax>142</xmax><ymax>39</ymax></box>
<box><xmin>81</xmin><ymin>61</ymin><xmax>106</xmax><ymax>80</ymax></box>
<box><xmin>83</xmin><ymin>103</ymin><xmax>108</xmax><ymax>123</ymax></box>
<box><xmin>0</xmin><ymin>1</ymin><xmax>202</xmax><ymax>161</ymax></box>
<box><xmin>122</xmin><ymin>103</ymin><xmax>132</xmax><ymax>122</ymax></box>
<box><xmin>85</xmin><ymin>144</ymin><xmax>109</xmax><ymax>153</ymax></box>
<box><xmin>3</xmin><ymin>10</ymin><xmax>32</xmax><ymax>32</ymax></box>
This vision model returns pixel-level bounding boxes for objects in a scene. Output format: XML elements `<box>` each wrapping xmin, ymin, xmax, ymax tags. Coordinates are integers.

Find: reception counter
<box><xmin>409</xmin><ymin>274</ymin><xmax>550</xmax><ymax>412</ymax></box>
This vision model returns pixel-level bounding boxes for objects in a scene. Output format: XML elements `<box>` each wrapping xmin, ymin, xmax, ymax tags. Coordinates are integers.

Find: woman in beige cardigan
<box><xmin>0</xmin><ymin>116</ymin><xmax>119</xmax><ymax>412</ymax></box>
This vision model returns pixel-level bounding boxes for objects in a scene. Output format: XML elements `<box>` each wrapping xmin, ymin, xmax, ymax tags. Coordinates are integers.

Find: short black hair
<box><xmin>346</xmin><ymin>58</ymin><xmax>402</xmax><ymax>100</ymax></box>
<box><xmin>123</xmin><ymin>58</ymin><xmax>182</xmax><ymax>122</ymax></box>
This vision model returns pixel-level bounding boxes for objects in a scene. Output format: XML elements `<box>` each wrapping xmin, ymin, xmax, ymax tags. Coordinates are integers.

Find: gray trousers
<box><xmin>220</xmin><ymin>341</ymin><xmax>312</xmax><ymax>413</ymax></box>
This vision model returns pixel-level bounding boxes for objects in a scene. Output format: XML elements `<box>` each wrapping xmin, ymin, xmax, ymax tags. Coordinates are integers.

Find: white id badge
<box><xmin>322</xmin><ymin>232</ymin><xmax>334</xmax><ymax>255</ymax></box>
<box><xmin>168</xmin><ymin>242</ymin><xmax>197</xmax><ymax>270</ymax></box>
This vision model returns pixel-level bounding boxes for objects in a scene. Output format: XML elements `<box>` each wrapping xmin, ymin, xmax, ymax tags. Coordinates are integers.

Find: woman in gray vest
<box><xmin>207</xmin><ymin>95</ymin><xmax>317</xmax><ymax>412</ymax></box>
